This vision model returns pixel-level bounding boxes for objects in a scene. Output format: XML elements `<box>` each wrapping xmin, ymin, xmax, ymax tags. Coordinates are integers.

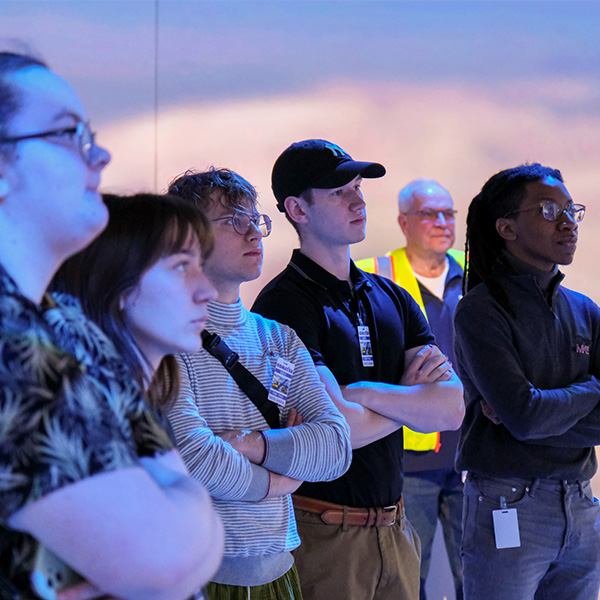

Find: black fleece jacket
<box><xmin>455</xmin><ymin>255</ymin><xmax>600</xmax><ymax>480</ymax></box>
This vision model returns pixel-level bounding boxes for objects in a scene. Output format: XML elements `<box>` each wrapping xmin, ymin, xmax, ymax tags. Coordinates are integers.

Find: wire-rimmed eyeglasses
<box><xmin>0</xmin><ymin>121</ymin><xmax>97</xmax><ymax>166</ymax></box>
<box><xmin>212</xmin><ymin>211</ymin><xmax>272</xmax><ymax>237</ymax></box>
<box><xmin>503</xmin><ymin>200</ymin><xmax>585</xmax><ymax>223</ymax></box>
<box><xmin>404</xmin><ymin>209</ymin><xmax>457</xmax><ymax>222</ymax></box>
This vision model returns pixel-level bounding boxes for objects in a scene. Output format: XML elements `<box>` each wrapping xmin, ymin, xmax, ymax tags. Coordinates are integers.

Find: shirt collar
<box><xmin>446</xmin><ymin>253</ymin><xmax>464</xmax><ymax>282</ymax></box>
<box><xmin>289</xmin><ymin>249</ymin><xmax>342</xmax><ymax>290</ymax></box>
<box><xmin>289</xmin><ymin>249</ymin><xmax>371</xmax><ymax>293</ymax></box>
<box><xmin>207</xmin><ymin>298</ymin><xmax>247</xmax><ymax>329</ymax></box>
<box><xmin>499</xmin><ymin>251</ymin><xmax>564</xmax><ymax>297</ymax></box>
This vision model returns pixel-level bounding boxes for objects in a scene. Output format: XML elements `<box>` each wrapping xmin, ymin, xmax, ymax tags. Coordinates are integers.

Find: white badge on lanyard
<box><xmin>357</xmin><ymin>313</ymin><xmax>374</xmax><ymax>367</ymax></box>
<box><xmin>268</xmin><ymin>357</ymin><xmax>295</xmax><ymax>407</ymax></box>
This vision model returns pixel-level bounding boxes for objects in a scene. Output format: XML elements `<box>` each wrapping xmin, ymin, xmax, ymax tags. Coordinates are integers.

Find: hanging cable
<box><xmin>153</xmin><ymin>0</ymin><xmax>159</xmax><ymax>192</ymax></box>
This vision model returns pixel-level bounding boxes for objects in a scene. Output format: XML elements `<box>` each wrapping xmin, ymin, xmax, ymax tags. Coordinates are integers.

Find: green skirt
<box><xmin>205</xmin><ymin>564</ymin><xmax>303</xmax><ymax>600</ymax></box>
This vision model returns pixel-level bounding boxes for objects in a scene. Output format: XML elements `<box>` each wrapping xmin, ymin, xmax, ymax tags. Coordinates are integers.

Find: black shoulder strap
<box><xmin>201</xmin><ymin>330</ymin><xmax>280</xmax><ymax>429</ymax></box>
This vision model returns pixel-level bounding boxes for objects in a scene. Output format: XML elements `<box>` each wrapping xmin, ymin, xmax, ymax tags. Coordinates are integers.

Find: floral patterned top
<box><xmin>0</xmin><ymin>266</ymin><xmax>174</xmax><ymax>598</ymax></box>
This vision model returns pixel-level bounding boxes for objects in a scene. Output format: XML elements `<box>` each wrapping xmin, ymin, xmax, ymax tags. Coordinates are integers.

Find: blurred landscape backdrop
<box><xmin>3</xmin><ymin>0</ymin><xmax>598</xmax><ymax>306</ymax></box>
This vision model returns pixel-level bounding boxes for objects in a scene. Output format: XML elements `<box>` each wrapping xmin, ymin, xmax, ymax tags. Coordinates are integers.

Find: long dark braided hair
<box><xmin>464</xmin><ymin>163</ymin><xmax>563</xmax><ymax>314</ymax></box>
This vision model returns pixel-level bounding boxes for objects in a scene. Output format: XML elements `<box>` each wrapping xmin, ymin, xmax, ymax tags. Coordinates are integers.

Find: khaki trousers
<box><xmin>292</xmin><ymin>505</ymin><xmax>421</xmax><ymax>600</ymax></box>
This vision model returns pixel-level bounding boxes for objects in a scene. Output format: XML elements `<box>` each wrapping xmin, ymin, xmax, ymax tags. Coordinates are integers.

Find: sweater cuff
<box><xmin>260</xmin><ymin>427</ymin><xmax>294</xmax><ymax>474</ymax></box>
<box><xmin>237</xmin><ymin>463</ymin><xmax>271</xmax><ymax>501</ymax></box>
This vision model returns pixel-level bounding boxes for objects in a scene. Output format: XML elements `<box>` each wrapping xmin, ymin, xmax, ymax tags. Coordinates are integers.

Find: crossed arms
<box><xmin>320</xmin><ymin>343</ymin><xmax>465</xmax><ymax>448</ymax></box>
<box><xmin>9</xmin><ymin>450</ymin><xmax>223</xmax><ymax>600</ymax></box>
<box><xmin>169</xmin><ymin>340</ymin><xmax>351</xmax><ymax>503</ymax></box>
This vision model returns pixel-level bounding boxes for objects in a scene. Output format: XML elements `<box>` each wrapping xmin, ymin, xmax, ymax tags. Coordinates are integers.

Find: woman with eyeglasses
<box><xmin>0</xmin><ymin>52</ymin><xmax>222</xmax><ymax>600</ymax></box>
<box><xmin>453</xmin><ymin>163</ymin><xmax>600</xmax><ymax>600</ymax></box>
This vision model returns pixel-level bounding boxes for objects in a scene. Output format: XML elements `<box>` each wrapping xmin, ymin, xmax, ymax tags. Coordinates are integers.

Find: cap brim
<box><xmin>311</xmin><ymin>160</ymin><xmax>386</xmax><ymax>190</ymax></box>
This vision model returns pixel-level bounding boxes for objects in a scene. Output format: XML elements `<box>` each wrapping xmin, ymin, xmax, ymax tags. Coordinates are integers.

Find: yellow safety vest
<box><xmin>355</xmin><ymin>247</ymin><xmax>465</xmax><ymax>452</ymax></box>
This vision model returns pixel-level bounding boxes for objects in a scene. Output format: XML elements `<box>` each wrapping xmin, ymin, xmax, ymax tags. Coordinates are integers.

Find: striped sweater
<box><xmin>168</xmin><ymin>299</ymin><xmax>351</xmax><ymax>586</ymax></box>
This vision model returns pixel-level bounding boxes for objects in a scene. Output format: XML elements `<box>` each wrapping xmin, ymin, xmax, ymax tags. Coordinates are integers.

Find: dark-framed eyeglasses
<box><xmin>212</xmin><ymin>211</ymin><xmax>272</xmax><ymax>237</ymax></box>
<box><xmin>504</xmin><ymin>200</ymin><xmax>585</xmax><ymax>223</ymax></box>
<box><xmin>0</xmin><ymin>121</ymin><xmax>97</xmax><ymax>165</ymax></box>
<box><xmin>404</xmin><ymin>209</ymin><xmax>457</xmax><ymax>222</ymax></box>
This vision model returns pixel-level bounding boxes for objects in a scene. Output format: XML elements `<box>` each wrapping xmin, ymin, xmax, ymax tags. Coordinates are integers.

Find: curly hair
<box><xmin>168</xmin><ymin>166</ymin><xmax>258</xmax><ymax>212</ymax></box>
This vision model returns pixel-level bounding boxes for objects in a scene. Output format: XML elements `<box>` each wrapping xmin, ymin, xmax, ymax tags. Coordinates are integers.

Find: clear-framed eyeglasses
<box><xmin>0</xmin><ymin>121</ymin><xmax>97</xmax><ymax>166</ymax></box>
<box><xmin>404</xmin><ymin>209</ymin><xmax>458</xmax><ymax>222</ymax></box>
<box><xmin>212</xmin><ymin>211</ymin><xmax>272</xmax><ymax>237</ymax></box>
<box><xmin>504</xmin><ymin>200</ymin><xmax>586</xmax><ymax>223</ymax></box>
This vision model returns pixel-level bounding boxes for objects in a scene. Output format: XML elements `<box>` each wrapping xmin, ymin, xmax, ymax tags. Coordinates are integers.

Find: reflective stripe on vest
<box><xmin>356</xmin><ymin>247</ymin><xmax>465</xmax><ymax>452</ymax></box>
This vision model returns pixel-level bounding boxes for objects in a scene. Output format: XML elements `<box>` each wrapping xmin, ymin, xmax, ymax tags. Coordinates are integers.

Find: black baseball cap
<box><xmin>271</xmin><ymin>139</ymin><xmax>386</xmax><ymax>212</ymax></box>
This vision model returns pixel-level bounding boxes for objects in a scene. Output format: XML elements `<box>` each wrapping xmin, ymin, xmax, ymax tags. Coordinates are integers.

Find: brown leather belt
<box><xmin>292</xmin><ymin>494</ymin><xmax>403</xmax><ymax>527</ymax></box>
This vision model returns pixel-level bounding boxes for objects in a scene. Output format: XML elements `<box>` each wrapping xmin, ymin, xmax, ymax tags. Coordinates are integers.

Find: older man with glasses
<box><xmin>356</xmin><ymin>178</ymin><xmax>465</xmax><ymax>600</ymax></box>
<box><xmin>166</xmin><ymin>167</ymin><xmax>352</xmax><ymax>600</ymax></box>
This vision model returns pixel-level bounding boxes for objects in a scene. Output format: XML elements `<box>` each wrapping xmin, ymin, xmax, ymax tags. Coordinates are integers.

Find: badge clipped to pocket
<box><xmin>268</xmin><ymin>357</ymin><xmax>295</xmax><ymax>407</ymax></box>
<box><xmin>492</xmin><ymin>495</ymin><xmax>521</xmax><ymax>549</ymax></box>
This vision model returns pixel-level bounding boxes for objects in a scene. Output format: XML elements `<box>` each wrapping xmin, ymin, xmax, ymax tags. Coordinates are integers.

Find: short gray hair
<box><xmin>397</xmin><ymin>178</ymin><xmax>451</xmax><ymax>214</ymax></box>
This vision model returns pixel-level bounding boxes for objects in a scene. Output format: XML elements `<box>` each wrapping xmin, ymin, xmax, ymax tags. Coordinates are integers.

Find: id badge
<box><xmin>268</xmin><ymin>357</ymin><xmax>294</xmax><ymax>407</ymax></box>
<box><xmin>492</xmin><ymin>507</ymin><xmax>521</xmax><ymax>549</ymax></box>
<box><xmin>358</xmin><ymin>325</ymin><xmax>374</xmax><ymax>367</ymax></box>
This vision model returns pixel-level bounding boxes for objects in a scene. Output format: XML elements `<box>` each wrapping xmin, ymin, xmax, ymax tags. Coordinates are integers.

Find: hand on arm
<box><xmin>215</xmin><ymin>410</ymin><xmax>306</xmax><ymax>496</ymax></box>
<box><xmin>344</xmin><ymin>344</ymin><xmax>464</xmax><ymax>433</ymax></box>
<box><xmin>480</xmin><ymin>399</ymin><xmax>502</xmax><ymax>425</ymax></box>
<box><xmin>216</xmin><ymin>408</ymin><xmax>305</xmax><ymax>465</ymax></box>
<box><xmin>214</xmin><ymin>430</ymin><xmax>303</xmax><ymax>498</ymax></box>
<box><xmin>54</xmin><ymin>449</ymin><xmax>210</xmax><ymax>600</ymax></box>
<box><xmin>9</xmin><ymin>451</ymin><xmax>224</xmax><ymax>600</ymax></box>
<box><xmin>285</xmin><ymin>407</ymin><xmax>304</xmax><ymax>427</ymax></box>
<box><xmin>400</xmin><ymin>344</ymin><xmax>453</xmax><ymax>385</ymax></box>
<box><xmin>264</xmin><ymin>472</ymin><xmax>303</xmax><ymax>498</ymax></box>
<box><xmin>480</xmin><ymin>384</ymin><xmax>600</xmax><ymax>447</ymax></box>
<box><xmin>192</xmin><ymin>425</ymin><xmax>302</xmax><ymax>498</ymax></box>
<box><xmin>455</xmin><ymin>303</ymin><xmax>600</xmax><ymax>441</ymax></box>
<box><xmin>57</xmin><ymin>581</ymin><xmax>114</xmax><ymax>600</ymax></box>
<box><xmin>215</xmin><ymin>430</ymin><xmax>266</xmax><ymax>465</ymax></box>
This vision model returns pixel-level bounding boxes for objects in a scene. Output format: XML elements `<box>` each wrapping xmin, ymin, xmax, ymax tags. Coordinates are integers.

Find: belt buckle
<box><xmin>379</xmin><ymin>504</ymin><xmax>397</xmax><ymax>526</ymax></box>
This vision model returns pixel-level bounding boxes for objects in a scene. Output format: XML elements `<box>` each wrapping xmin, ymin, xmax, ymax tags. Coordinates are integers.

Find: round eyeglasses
<box><xmin>212</xmin><ymin>211</ymin><xmax>272</xmax><ymax>237</ymax></box>
<box><xmin>504</xmin><ymin>200</ymin><xmax>585</xmax><ymax>223</ymax></box>
<box><xmin>0</xmin><ymin>121</ymin><xmax>97</xmax><ymax>166</ymax></box>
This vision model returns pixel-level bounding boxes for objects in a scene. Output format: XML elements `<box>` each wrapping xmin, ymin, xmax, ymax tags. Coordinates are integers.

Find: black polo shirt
<box><xmin>252</xmin><ymin>249</ymin><xmax>434</xmax><ymax>507</ymax></box>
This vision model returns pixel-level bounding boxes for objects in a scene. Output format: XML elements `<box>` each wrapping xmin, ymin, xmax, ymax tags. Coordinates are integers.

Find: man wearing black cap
<box><xmin>252</xmin><ymin>139</ymin><xmax>464</xmax><ymax>600</ymax></box>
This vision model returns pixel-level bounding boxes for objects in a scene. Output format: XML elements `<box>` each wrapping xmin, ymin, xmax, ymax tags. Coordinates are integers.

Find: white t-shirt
<box><xmin>414</xmin><ymin>257</ymin><xmax>449</xmax><ymax>300</ymax></box>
